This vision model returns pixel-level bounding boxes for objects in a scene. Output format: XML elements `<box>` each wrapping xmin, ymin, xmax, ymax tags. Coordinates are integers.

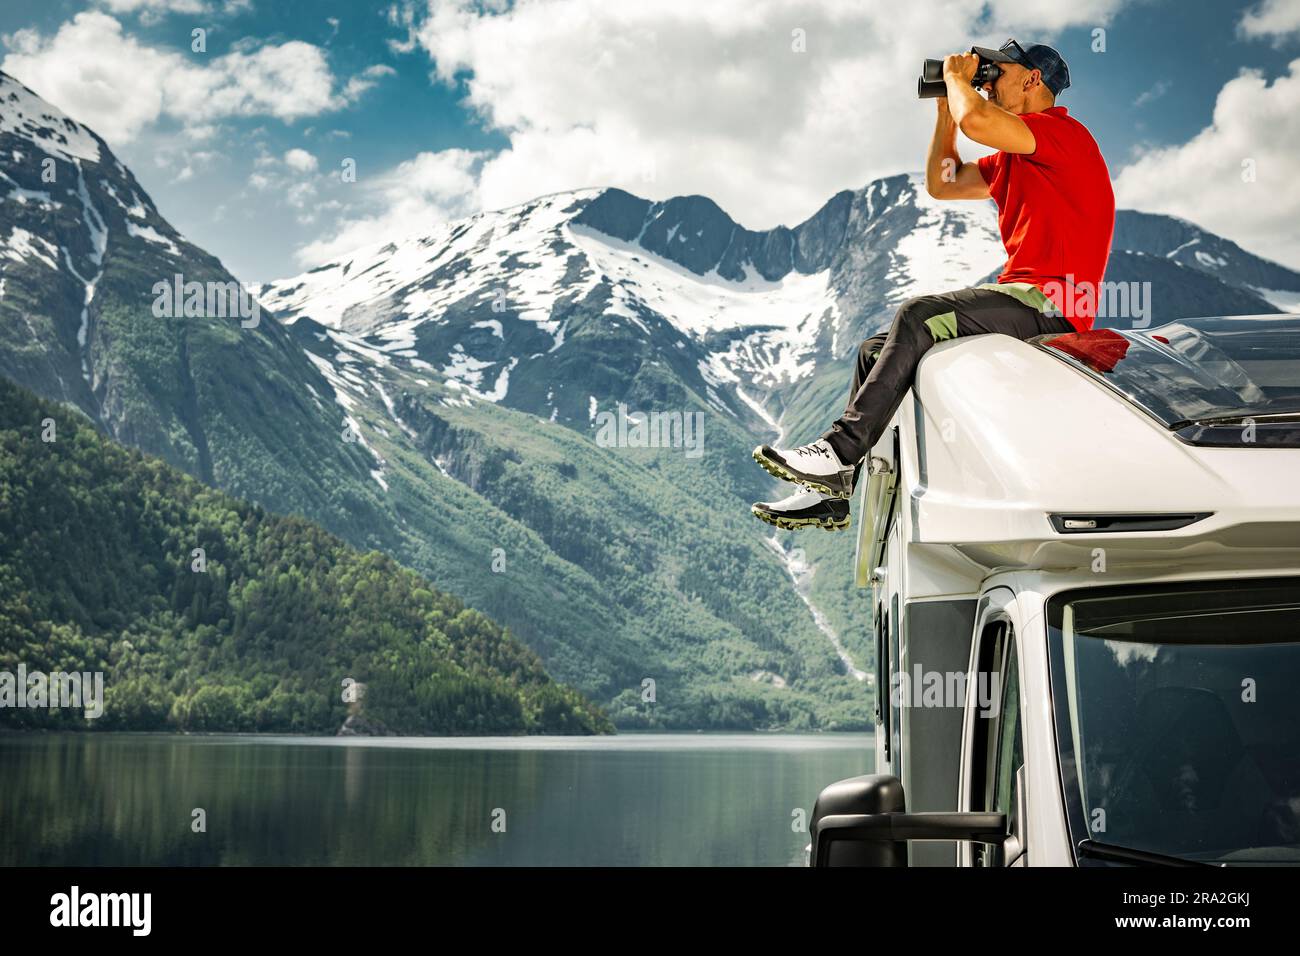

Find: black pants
<box><xmin>821</xmin><ymin>285</ymin><xmax>1076</xmax><ymax>465</ymax></box>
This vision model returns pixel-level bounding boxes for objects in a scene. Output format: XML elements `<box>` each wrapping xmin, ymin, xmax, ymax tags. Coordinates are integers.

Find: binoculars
<box><xmin>917</xmin><ymin>54</ymin><xmax>1002</xmax><ymax>98</ymax></box>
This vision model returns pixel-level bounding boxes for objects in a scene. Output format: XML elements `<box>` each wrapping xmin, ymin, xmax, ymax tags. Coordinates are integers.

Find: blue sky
<box><xmin>2</xmin><ymin>0</ymin><xmax>1299</xmax><ymax>281</ymax></box>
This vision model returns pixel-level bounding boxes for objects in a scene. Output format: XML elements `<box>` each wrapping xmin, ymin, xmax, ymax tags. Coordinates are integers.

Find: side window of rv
<box><xmin>972</xmin><ymin>622</ymin><xmax>1024</xmax><ymax>866</ymax></box>
<box><xmin>992</xmin><ymin>642</ymin><xmax>1022</xmax><ymax>817</ymax></box>
<box><xmin>971</xmin><ymin>621</ymin><xmax>1006</xmax><ymax>810</ymax></box>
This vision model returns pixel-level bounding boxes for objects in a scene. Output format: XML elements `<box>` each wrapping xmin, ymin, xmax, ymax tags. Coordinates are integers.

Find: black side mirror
<box><xmin>810</xmin><ymin>774</ymin><xmax>1008</xmax><ymax>867</ymax></box>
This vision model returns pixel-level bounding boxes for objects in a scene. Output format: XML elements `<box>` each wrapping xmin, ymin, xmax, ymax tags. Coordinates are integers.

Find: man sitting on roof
<box><xmin>752</xmin><ymin>39</ymin><xmax>1114</xmax><ymax>531</ymax></box>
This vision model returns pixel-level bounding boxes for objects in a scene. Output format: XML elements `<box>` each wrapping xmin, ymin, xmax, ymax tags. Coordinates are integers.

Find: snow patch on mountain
<box><xmin>472</xmin><ymin>318</ymin><xmax>504</xmax><ymax>339</ymax></box>
<box><xmin>326</xmin><ymin>327</ymin><xmax>392</xmax><ymax>368</ymax></box>
<box><xmin>305</xmin><ymin>351</ymin><xmax>359</xmax><ymax>411</ymax></box>
<box><xmin>1254</xmin><ymin>287</ymin><xmax>1300</xmax><ymax>312</ymax></box>
<box><xmin>125</xmin><ymin>221</ymin><xmax>179</xmax><ymax>257</ymax></box>
<box><xmin>374</xmin><ymin>381</ymin><xmax>416</xmax><ymax>438</ymax></box>
<box><xmin>2</xmin><ymin>225</ymin><xmax>58</xmax><ymax>268</ymax></box>
<box><xmin>0</xmin><ymin>168</ymin><xmax>54</xmax><ymax>207</ymax></box>
<box><xmin>101</xmin><ymin>181</ymin><xmax>149</xmax><ymax>220</ymax></box>
<box><xmin>887</xmin><ymin>173</ymin><xmax>1005</xmax><ymax>304</ymax></box>
<box><xmin>0</xmin><ymin>74</ymin><xmax>100</xmax><ymax>163</ymax></box>
<box><xmin>302</xmin><ymin>348</ymin><xmax>390</xmax><ymax>488</ymax></box>
<box><xmin>568</xmin><ymin>222</ymin><xmax>838</xmax><ymax>386</ymax></box>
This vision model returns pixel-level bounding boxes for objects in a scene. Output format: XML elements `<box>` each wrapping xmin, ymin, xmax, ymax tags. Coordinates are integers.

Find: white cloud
<box><xmin>342</xmin><ymin>64</ymin><xmax>397</xmax><ymax>101</ymax></box>
<box><xmin>151</xmin><ymin>142</ymin><xmax>219</xmax><ymax>184</ymax></box>
<box><xmin>385</xmin><ymin>1</ymin><xmax>422</xmax><ymax>55</ymax></box>
<box><xmin>1134</xmin><ymin>79</ymin><xmax>1169</xmax><ymax>107</ymax></box>
<box><xmin>295</xmin><ymin>148</ymin><xmax>487</xmax><ymax>266</ymax></box>
<box><xmin>1113</xmin><ymin>59</ymin><xmax>1300</xmax><ymax>269</ymax></box>
<box><xmin>1239</xmin><ymin>0</ymin><xmax>1300</xmax><ymax>40</ymax></box>
<box><xmin>248</xmin><ymin>148</ymin><xmax>324</xmax><ymax>215</ymax></box>
<box><xmin>1</xmin><ymin>12</ymin><xmax>388</xmax><ymax>144</ymax></box>
<box><xmin>391</xmin><ymin>0</ymin><xmax>1128</xmax><ymax>233</ymax></box>
<box><xmin>94</xmin><ymin>0</ymin><xmax>252</xmax><ymax>25</ymax></box>
<box><xmin>284</xmin><ymin>148</ymin><xmax>319</xmax><ymax>173</ymax></box>
<box><xmin>3</xmin><ymin>15</ymin><xmax>170</xmax><ymax>143</ymax></box>
<box><xmin>295</xmin><ymin>0</ymin><xmax>1131</xmax><ymax>269</ymax></box>
<box><xmin>96</xmin><ymin>0</ymin><xmax>206</xmax><ymax>15</ymax></box>
<box><xmin>171</xmin><ymin>148</ymin><xmax>218</xmax><ymax>182</ymax></box>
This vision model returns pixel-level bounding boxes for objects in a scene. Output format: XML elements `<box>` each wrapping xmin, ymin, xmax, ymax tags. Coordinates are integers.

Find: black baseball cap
<box><xmin>971</xmin><ymin>38</ymin><xmax>1071</xmax><ymax>96</ymax></box>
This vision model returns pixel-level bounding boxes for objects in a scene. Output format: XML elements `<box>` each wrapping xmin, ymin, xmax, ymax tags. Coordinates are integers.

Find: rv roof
<box><xmin>895</xmin><ymin>315</ymin><xmax>1300</xmax><ymax>567</ymax></box>
<box><xmin>1033</xmin><ymin>314</ymin><xmax>1300</xmax><ymax>446</ymax></box>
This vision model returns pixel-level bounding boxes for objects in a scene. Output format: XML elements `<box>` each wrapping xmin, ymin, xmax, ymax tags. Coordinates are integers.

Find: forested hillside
<box><xmin>0</xmin><ymin>378</ymin><xmax>612</xmax><ymax>735</ymax></box>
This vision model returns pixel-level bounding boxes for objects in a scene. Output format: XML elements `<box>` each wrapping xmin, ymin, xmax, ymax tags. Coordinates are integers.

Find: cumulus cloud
<box><xmin>1238</xmin><ymin>0</ymin><xmax>1300</xmax><ymax>40</ymax></box>
<box><xmin>295</xmin><ymin>148</ymin><xmax>487</xmax><ymax>265</ymax></box>
<box><xmin>284</xmin><ymin>148</ymin><xmax>319</xmax><ymax>173</ymax></box>
<box><xmin>1</xmin><ymin>12</ymin><xmax>389</xmax><ymax>143</ymax></box>
<box><xmin>1114</xmin><ymin>59</ymin><xmax>1300</xmax><ymax>269</ymax></box>
<box><xmin>391</xmin><ymin>0</ymin><xmax>1127</xmax><ymax>233</ymax></box>
<box><xmin>289</xmin><ymin>0</ymin><xmax>1132</xmax><ymax>268</ymax></box>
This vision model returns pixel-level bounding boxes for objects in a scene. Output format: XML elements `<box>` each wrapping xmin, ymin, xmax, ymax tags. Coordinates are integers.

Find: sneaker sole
<box><xmin>751</xmin><ymin>505</ymin><xmax>851</xmax><ymax>532</ymax></box>
<box><xmin>751</xmin><ymin>447</ymin><xmax>854</xmax><ymax>499</ymax></box>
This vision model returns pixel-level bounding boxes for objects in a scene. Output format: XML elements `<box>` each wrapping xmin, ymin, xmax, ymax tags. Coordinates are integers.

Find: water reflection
<box><xmin>0</xmin><ymin>733</ymin><xmax>873</xmax><ymax>866</ymax></box>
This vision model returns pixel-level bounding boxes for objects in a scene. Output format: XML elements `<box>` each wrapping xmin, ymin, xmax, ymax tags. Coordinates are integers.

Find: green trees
<box><xmin>0</xmin><ymin>378</ymin><xmax>612</xmax><ymax>735</ymax></box>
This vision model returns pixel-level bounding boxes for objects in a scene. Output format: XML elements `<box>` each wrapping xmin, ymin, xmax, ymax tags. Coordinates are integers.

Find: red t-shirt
<box><xmin>977</xmin><ymin>106</ymin><xmax>1115</xmax><ymax>331</ymax></box>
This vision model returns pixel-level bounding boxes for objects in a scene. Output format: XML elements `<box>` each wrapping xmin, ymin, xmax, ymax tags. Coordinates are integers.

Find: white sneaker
<box><xmin>752</xmin><ymin>439</ymin><xmax>856</xmax><ymax>499</ymax></box>
<box><xmin>751</xmin><ymin>487</ymin><xmax>850</xmax><ymax>531</ymax></box>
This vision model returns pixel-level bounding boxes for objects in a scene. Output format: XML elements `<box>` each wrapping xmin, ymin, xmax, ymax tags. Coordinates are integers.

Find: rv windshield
<box><xmin>1046</xmin><ymin>578</ymin><xmax>1300</xmax><ymax>865</ymax></box>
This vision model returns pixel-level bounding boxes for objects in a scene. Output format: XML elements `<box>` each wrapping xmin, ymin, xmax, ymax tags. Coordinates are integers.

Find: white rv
<box><xmin>809</xmin><ymin>314</ymin><xmax>1300</xmax><ymax>867</ymax></box>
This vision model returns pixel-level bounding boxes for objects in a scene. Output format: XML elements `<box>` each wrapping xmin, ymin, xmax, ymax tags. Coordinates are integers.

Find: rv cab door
<box><xmin>957</xmin><ymin>586</ymin><xmax>1029</xmax><ymax>866</ymax></box>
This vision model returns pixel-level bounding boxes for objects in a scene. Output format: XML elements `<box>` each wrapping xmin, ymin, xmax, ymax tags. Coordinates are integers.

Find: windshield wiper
<box><xmin>1167</xmin><ymin>410</ymin><xmax>1300</xmax><ymax>430</ymax></box>
<box><xmin>1076</xmin><ymin>839</ymin><xmax>1223</xmax><ymax>868</ymax></box>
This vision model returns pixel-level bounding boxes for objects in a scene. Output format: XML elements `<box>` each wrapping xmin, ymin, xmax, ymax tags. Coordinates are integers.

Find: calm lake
<box><xmin>0</xmin><ymin>732</ymin><xmax>874</xmax><ymax>866</ymax></box>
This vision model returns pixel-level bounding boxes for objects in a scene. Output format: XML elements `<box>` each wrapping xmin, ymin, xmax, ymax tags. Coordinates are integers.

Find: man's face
<box><xmin>983</xmin><ymin>63</ymin><xmax>1033</xmax><ymax>113</ymax></box>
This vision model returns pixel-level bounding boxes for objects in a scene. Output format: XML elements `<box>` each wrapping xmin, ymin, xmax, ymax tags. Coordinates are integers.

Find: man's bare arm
<box><xmin>942</xmin><ymin>52</ymin><xmax>1036</xmax><ymax>155</ymax></box>
<box><xmin>926</xmin><ymin>98</ymin><xmax>990</xmax><ymax>200</ymax></box>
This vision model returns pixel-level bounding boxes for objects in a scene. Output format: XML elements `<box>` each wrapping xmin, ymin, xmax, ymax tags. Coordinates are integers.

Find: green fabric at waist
<box><xmin>975</xmin><ymin>281</ymin><xmax>1059</xmax><ymax>314</ymax></box>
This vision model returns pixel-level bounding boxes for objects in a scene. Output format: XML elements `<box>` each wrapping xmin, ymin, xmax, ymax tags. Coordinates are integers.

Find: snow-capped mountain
<box><xmin>0</xmin><ymin>71</ymin><xmax>202</xmax><ymax>414</ymax></box>
<box><xmin>258</xmin><ymin>171</ymin><xmax>1296</xmax><ymax>442</ymax></box>
<box><xmin>253</xmin><ymin>174</ymin><xmax>1011</xmax><ymax>427</ymax></box>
